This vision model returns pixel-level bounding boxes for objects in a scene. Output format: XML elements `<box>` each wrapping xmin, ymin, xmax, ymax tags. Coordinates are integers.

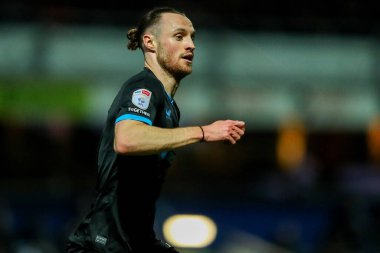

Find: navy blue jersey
<box><xmin>67</xmin><ymin>68</ymin><xmax>180</xmax><ymax>252</ymax></box>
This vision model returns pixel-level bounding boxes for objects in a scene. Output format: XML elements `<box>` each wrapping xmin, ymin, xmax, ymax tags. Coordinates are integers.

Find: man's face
<box><xmin>155</xmin><ymin>13</ymin><xmax>196</xmax><ymax>80</ymax></box>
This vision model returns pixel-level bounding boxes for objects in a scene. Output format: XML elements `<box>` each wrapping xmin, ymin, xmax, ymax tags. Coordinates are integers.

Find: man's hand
<box><xmin>202</xmin><ymin>120</ymin><xmax>245</xmax><ymax>144</ymax></box>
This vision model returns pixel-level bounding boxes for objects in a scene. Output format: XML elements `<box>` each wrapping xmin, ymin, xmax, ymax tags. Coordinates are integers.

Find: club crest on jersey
<box><xmin>132</xmin><ymin>88</ymin><xmax>152</xmax><ymax>110</ymax></box>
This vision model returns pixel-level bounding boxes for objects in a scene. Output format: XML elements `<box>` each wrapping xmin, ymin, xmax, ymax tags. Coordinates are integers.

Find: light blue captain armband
<box><xmin>115</xmin><ymin>114</ymin><xmax>153</xmax><ymax>125</ymax></box>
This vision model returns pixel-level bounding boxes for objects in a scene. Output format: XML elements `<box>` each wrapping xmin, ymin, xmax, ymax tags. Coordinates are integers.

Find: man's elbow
<box><xmin>113</xmin><ymin>140</ymin><xmax>137</xmax><ymax>155</ymax></box>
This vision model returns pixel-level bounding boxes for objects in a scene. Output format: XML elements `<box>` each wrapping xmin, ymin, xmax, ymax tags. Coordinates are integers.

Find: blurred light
<box><xmin>276</xmin><ymin>119</ymin><xmax>306</xmax><ymax>171</ymax></box>
<box><xmin>367</xmin><ymin>115</ymin><xmax>380</xmax><ymax>164</ymax></box>
<box><xmin>163</xmin><ymin>214</ymin><xmax>217</xmax><ymax>248</ymax></box>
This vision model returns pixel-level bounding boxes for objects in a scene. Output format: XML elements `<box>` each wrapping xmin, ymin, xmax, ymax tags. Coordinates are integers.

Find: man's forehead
<box><xmin>159</xmin><ymin>13</ymin><xmax>194</xmax><ymax>32</ymax></box>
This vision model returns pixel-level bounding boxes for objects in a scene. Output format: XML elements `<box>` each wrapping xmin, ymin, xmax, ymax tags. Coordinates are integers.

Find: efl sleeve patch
<box><xmin>132</xmin><ymin>88</ymin><xmax>152</xmax><ymax>110</ymax></box>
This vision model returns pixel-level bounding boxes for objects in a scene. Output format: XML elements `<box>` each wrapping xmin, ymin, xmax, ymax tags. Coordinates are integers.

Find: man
<box><xmin>67</xmin><ymin>6</ymin><xmax>245</xmax><ymax>253</ymax></box>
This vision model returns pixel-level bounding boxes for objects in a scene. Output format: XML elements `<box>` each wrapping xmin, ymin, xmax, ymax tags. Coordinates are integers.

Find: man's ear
<box><xmin>142</xmin><ymin>34</ymin><xmax>156</xmax><ymax>52</ymax></box>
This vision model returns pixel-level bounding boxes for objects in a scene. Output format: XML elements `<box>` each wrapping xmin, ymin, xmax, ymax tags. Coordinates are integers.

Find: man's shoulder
<box><xmin>125</xmin><ymin>69</ymin><xmax>147</xmax><ymax>84</ymax></box>
<box><xmin>121</xmin><ymin>69</ymin><xmax>163</xmax><ymax>93</ymax></box>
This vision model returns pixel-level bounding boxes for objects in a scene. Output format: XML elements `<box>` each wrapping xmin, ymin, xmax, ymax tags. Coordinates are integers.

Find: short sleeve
<box><xmin>115</xmin><ymin>82</ymin><xmax>162</xmax><ymax>125</ymax></box>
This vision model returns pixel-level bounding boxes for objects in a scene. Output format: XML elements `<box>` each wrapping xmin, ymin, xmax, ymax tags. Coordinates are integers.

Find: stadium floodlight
<box><xmin>163</xmin><ymin>214</ymin><xmax>217</xmax><ymax>248</ymax></box>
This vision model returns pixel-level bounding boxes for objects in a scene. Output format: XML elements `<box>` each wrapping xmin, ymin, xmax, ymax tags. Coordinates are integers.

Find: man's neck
<box><xmin>144</xmin><ymin>62</ymin><xmax>179</xmax><ymax>97</ymax></box>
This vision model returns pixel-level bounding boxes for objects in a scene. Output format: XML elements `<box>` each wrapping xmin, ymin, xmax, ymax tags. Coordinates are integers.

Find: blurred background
<box><xmin>1</xmin><ymin>1</ymin><xmax>380</xmax><ymax>252</ymax></box>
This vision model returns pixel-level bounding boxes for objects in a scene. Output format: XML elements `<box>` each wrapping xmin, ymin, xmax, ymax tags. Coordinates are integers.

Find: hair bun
<box><xmin>127</xmin><ymin>28</ymin><xmax>139</xmax><ymax>50</ymax></box>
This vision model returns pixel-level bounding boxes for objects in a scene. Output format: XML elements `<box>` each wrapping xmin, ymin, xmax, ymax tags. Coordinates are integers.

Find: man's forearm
<box><xmin>114</xmin><ymin>120</ymin><xmax>203</xmax><ymax>155</ymax></box>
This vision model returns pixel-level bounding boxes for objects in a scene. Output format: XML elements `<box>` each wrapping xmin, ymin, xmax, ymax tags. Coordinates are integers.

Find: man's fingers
<box><xmin>232</xmin><ymin>126</ymin><xmax>245</xmax><ymax>136</ymax></box>
<box><xmin>226</xmin><ymin>120</ymin><xmax>245</xmax><ymax>126</ymax></box>
<box><xmin>233</xmin><ymin>120</ymin><xmax>245</xmax><ymax>128</ymax></box>
<box><xmin>226</xmin><ymin>135</ymin><xmax>236</xmax><ymax>144</ymax></box>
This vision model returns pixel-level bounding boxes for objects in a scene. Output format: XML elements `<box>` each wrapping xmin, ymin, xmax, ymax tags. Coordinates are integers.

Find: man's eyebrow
<box><xmin>173</xmin><ymin>28</ymin><xmax>186</xmax><ymax>33</ymax></box>
<box><xmin>172</xmin><ymin>28</ymin><xmax>195</xmax><ymax>34</ymax></box>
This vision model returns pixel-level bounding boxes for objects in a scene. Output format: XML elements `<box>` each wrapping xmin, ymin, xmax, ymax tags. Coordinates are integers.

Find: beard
<box><xmin>156</xmin><ymin>45</ymin><xmax>192</xmax><ymax>82</ymax></box>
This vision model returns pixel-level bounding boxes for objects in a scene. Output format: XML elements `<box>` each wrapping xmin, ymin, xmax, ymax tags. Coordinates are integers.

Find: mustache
<box><xmin>181</xmin><ymin>51</ymin><xmax>194</xmax><ymax>60</ymax></box>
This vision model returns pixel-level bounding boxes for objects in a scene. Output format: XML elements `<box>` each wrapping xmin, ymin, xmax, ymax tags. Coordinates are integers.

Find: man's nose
<box><xmin>186</xmin><ymin>38</ymin><xmax>195</xmax><ymax>52</ymax></box>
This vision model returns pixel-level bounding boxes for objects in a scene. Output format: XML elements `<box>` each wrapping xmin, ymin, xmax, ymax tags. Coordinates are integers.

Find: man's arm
<box><xmin>114</xmin><ymin>120</ymin><xmax>245</xmax><ymax>156</ymax></box>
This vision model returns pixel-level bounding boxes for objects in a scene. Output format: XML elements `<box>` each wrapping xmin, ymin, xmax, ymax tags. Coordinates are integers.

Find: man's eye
<box><xmin>175</xmin><ymin>35</ymin><xmax>183</xmax><ymax>40</ymax></box>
